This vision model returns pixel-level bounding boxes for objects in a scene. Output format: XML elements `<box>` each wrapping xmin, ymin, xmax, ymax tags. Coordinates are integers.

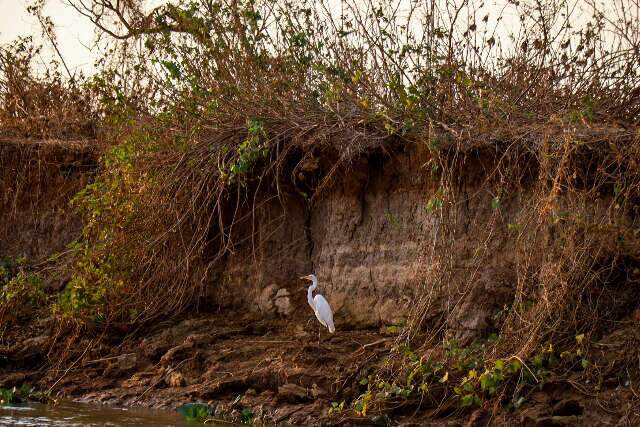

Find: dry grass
<box><xmin>0</xmin><ymin>38</ymin><xmax>96</xmax><ymax>139</ymax></box>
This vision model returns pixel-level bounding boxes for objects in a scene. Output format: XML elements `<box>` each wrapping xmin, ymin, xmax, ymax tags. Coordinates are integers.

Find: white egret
<box><xmin>300</xmin><ymin>274</ymin><xmax>335</xmax><ymax>343</ymax></box>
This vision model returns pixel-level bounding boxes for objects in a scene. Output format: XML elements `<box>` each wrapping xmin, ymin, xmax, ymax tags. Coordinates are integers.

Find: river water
<box><xmin>0</xmin><ymin>401</ymin><xmax>202</xmax><ymax>426</ymax></box>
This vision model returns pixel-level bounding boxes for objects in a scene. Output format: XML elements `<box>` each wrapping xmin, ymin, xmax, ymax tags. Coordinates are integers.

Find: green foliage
<box><xmin>383</xmin><ymin>212</ymin><xmax>401</xmax><ymax>229</ymax></box>
<box><xmin>0</xmin><ymin>388</ymin><xmax>15</xmax><ymax>405</ymax></box>
<box><xmin>329</xmin><ymin>400</ymin><xmax>345</xmax><ymax>415</ymax></box>
<box><xmin>1</xmin><ymin>272</ymin><xmax>45</xmax><ymax>304</ymax></box>
<box><xmin>454</xmin><ymin>336</ymin><xmax>592</xmax><ymax>410</ymax></box>
<box><xmin>451</xmin><ymin>358</ymin><xmax>523</xmax><ymax>408</ymax></box>
<box><xmin>371</xmin><ymin>414</ymin><xmax>391</xmax><ymax>426</ymax></box>
<box><xmin>567</xmin><ymin>97</ymin><xmax>596</xmax><ymax>123</ymax></box>
<box><xmin>176</xmin><ymin>403</ymin><xmax>215</xmax><ymax>422</ymax></box>
<box><xmin>507</xmin><ymin>223</ymin><xmax>523</xmax><ymax>232</ymax></box>
<box><xmin>551</xmin><ymin>211</ymin><xmax>569</xmax><ymax>225</ymax></box>
<box><xmin>559</xmin><ymin>334</ymin><xmax>590</xmax><ymax>371</ymax></box>
<box><xmin>160</xmin><ymin>60</ymin><xmax>181</xmax><ymax>79</ymax></box>
<box><xmin>444</xmin><ymin>339</ymin><xmax>483</xmax><ymax>371</ymax></box>
<box><xmin>70</xmin><ymin>134</ymin><xmax>146</xmax><ymax>239</ymax></box>
<box><xmin>0</xmin><ymin>265</ymin><xmax>46</xmax><ymax>328</ymax></box>
<box><xmin>0</xmin><ymin>257</ymin><xmax>26</xmax><ymax>283</ymax></box>
<box><xmin>59</xmin><ymin>126</ymin><xmax>161</xmax><ymax>324</ymax></box>
<box><xmin>53</xmin><ymin>241</ymin><xmax>124</xmax><ymax>322</ymax></box>
<box><xmin>491</xmin><ymin>196</ymin><xmax>501</xmax><ymax>210</ymax></box>
<box><xmin>176</xmin><ymin>401</ymin><xmax>254</xmax><ymax>424</ymax></box>
<box><xmin>0</xmin><ymin>384</ymin><xmax>33</xmax><ymax>405</ymax></box>
<box><xmin>613</xmin><ymin>182</ymin><xmax>623</xmax><ymax>196</ymax></box>
<box><xmin>384</xmin><ymin>319</ymin><xmax>406</xmax><ymax>334</ymax></box>
<box><xmin>224</xmin><ymin>119</ymin><xmax>268</xmax><ymax>183</ymax></box>
<box><xmin>353</xmin><ymin>390</ymin><xmax>373</xmax><ymax>416</ymax></box>
<box><xmin>339</xmin><ymin>329</ymin><xmax>596</xmax><ymax>419</ymax></box>
<box><xmin>425</xmin><ymin>190</ymin><xmax>444</xmax><ymax>212</ymax></box>
<box><xmin>461</xmin><ymin>393</ymin><xmax>482</xmax><ymax>407</ymax></box>
<box><xmin>240</xmin><ymin>408</ymin><xmax>255</xmax><ymax>424</ymax></box>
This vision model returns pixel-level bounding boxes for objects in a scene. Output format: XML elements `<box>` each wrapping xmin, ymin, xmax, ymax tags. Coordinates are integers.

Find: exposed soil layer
<box><xmin>0</xmin><ymin>138</ymin><xmax>101</xmax><ymax>261</ymax></box>
<box><xmin>1</xmin><ymin>138</ymin><xmax>639</xmax><ymax>425</ymax></box>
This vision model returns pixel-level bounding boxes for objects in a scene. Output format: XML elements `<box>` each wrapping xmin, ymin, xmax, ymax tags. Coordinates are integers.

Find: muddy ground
<box><xmin>2</xmin><ymin>312</ymin><xmax>393</xmax><ymax>425</ymax></box>
<box><xmin>2</xmin><ymin>311</ymin><xmax>638</xmax><ymax>426</ymax></box>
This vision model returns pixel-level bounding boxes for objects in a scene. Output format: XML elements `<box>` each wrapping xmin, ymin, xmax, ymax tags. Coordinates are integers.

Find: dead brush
<box><xmin>386</xmin><ymin>126</ymin><xmax>640</xmax><ymax>417</ymax></box>
<box><xmin>53</xmin><ymin>0</ymin><xmax>638</xmax><ymax>326</ymax></box>
<box><xmin>0</xmin><ymin>37</ymin><xmax>97</xmax><ymax>140</ymax></box>
<box><xmin>2</xmin><ymin>0</ymin><xmax>639</xmax><ymax>416</ymax></box>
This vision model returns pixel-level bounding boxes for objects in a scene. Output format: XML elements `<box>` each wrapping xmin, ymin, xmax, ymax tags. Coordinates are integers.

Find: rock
<box><xmin>274</xmin><ymin>288</ymin><xmax>292</xmax><ymax>317</ymax></box>
<box><xmin>10</xmin><ymin>335</ymin><xmax>49</xmax><ymax>361</ymax></box>
<box><xmin>240</xmin><ymin>388</ymin><xmax>258</xmax><ymax>406</ymax></box>
<box><xmin>272</xmin><ymin>404</ymin><xmax>304</xmax><ymax>423</ymax></box>
<box><xmin>311</xmin><ymin>383</ymin><xmax>327</xmax><ymax>399</ymax></box>
<box><xmin>530</xmin><ymin>391</ymin><xmax>551</xmax><ymax>404</ymax></box>
<box><xmin>160</xmin><ymin>342</ymin><xmax>194</xmax><ymax>366</ymax></box>
<box><xmin>257</xmin><ymin>284</ymin><xmax>278</xmax><ymax>314</ymax></box>
<box><xmin>122</xmin><ymin>370</ymin><xmax>156</xmax><ymax>388</ymax></box>
<box><xmin>103</xmin><ymin>353</ymin><xmax>137</xmax><ymax>378</ymax></box>
<box><xmin>277</xmin><ymin>383</ymin><xmax>308</xmax><ymax>402</ymax></box>
<box><xmin>257</xmin><ymin>286</ymin><xmax>293</xmax><ymax>317</ymax></box>
<box><xmin>184</xmin><ymin>333</ymin><xmax>215</xmax><ymax>346</ymax></box>
<box><xmin>165</xmin><ymin>371</ymin><xmax>185</xmax><ymax>387</ymax></box>
<box><xmin>21</xmin><ymin>335</ymin><xmax>49</xmax><ymax>350</ymax></box>
<box><xmin>288</xmin><ymin>405</ymin><xmax>316</xmax><ymax>425</ymax></box>
<box><xmin>259</xmin><ymin>390</ymin><xmax>275</xmax><ymax>400</ymax></box>
<box><xmin>117</xmin><ymin>353</ymin><xmax>137</xmax><ymax>371</ymax></box>
<box><xmin>294</xmin><ymin>324</ymin><xmax>309</xmax><ymax>337</ymax></box>
<box><xmin>140</xmin><ymin>338</ymin><xmax>173</xmax><ymax>360</ymax></box>
<box><xmin>139</xmin><ymin>318</ymin><xmax>217</xmax><ymax>359</ymax></box>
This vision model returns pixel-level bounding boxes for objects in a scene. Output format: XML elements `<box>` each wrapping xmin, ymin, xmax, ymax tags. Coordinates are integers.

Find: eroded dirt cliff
<box><xmin>0</xmin><ymin>138</ymin><xmax>100</xmax><ymax>261</ymax></box>
<box><xmin>1</xmin><ymin>137</ymin><xmax>639</xmax><ymax>425</ymax></box>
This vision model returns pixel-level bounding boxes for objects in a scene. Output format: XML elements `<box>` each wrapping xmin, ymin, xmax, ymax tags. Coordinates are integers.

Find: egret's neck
<box><xmin>307</xmin><ymin>277</ymin><xmax>318</xmax><ymax>308</ymax></box>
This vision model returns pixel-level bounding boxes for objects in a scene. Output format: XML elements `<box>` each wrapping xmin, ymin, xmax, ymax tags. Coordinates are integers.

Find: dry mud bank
<box><xmin>1</xmin><ymin>137</ymin><xmax>639</xmax><ymax>425</ymax></box>
<box><xmin>0</xmin><ymin>138</ymin><xmax>101</xmax><ymax>260</ymax></box>
<box><xmin>2</xmin><ymin>313</ymin><xmax>638</xmax><ymax>426</ymax></box>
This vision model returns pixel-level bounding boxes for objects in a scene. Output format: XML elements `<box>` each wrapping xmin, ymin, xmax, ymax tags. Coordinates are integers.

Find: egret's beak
<box><xmin>299</xmin><ymin>275</ymin><xmax>311</xmax><ymax>280</ymax></box>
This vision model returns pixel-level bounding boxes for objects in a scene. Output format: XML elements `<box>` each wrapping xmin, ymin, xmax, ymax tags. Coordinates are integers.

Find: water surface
<box><xmin>0</xmin><ymin>401</ymin><xmax>200</xmax><ymax>426</ymax></box>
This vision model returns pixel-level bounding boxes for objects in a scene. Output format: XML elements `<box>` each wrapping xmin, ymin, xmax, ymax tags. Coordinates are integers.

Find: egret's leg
<box><xmin>317</xmin><ymin>325</ymin><xmax>321</xmax><ymax>346</ymax></box>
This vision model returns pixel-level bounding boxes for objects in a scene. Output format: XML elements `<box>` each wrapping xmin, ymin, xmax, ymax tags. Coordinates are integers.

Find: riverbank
<box><xmin>2</xmin><ymin>309</ymin><xmax>639</xmax><ymax>425</ymax></box>
<box><xmin>1</xmin><ymin>125</ymin><xmax>640</xmax><ymax>424</ymax></box>
<box><xmin>3</xmin><ymin>2</ymin><xmax>640</xmax><ymax>416</ymax></box>
<box><xmin>2</xmin><ymin>311</ymin><xmax>390</xmax><ymax>425</ymax></box>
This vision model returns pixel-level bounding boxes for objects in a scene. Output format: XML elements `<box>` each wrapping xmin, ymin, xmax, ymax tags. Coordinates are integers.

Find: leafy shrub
<box><xmin>0</xmin><ymin>384</ymin><xmax>33</xmax><ymax>405</ymax></box>
<box><xmin>0</xmin><ymin>266</ymin><xmax>46</xmax><ymax>331</ymax></box>
<box><xmin>176</xmin><ymin>403</ymin><xmax>215</xmax><ymax>422</ymax></box>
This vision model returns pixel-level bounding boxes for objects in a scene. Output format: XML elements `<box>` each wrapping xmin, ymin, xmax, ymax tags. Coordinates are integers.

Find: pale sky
<box><xmin>0</xmin><ymin>0</ymin><xmax>627</xmax><ymax>78</ymax></box>
<box><xmin>0</xmin><ymin>0</ymin><xmax>97</xmax><ymax>75</ymax></box>
<box><xmin>0</xmin><ymin>0</ymin><xmax>527</xmax><ymax>76</ymax></box>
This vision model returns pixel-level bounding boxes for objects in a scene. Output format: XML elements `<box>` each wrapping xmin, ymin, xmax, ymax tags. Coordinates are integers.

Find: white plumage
<box><xmin>301</xmin><ymin>274</ymin><xmax>335</xmax><ymax>333</ymax></box>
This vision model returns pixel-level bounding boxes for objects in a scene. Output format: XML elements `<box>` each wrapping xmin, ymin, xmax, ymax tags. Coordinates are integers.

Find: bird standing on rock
<box><xmin>300</xmin><ymin>274</ymin><xmax>335</xmax><ymax>343</ymax></box>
